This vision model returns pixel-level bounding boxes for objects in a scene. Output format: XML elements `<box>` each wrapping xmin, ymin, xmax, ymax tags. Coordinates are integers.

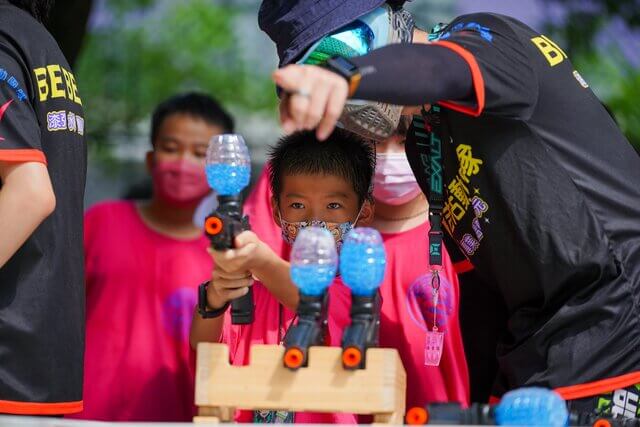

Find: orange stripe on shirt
<box><xmin>555</xmin><ymin>371</ymin><xmax>640</xmax><ymax>401</ymax></box>
<box><xmin>453</xmin><ymin>259</ymin><xmax>474</xmax><ymax>274</ymax></box>
<box><xmin>0</xmin><ymin>399</ymin><xmax>82</xmax><ymax>415</ymax></box>
<box><xmin>432</xmin><ymin>40</ymin><xmax>486</xmax><ymax>117</ymax></box>
<box><xmin>0</xmin><ymin>149</ymin><xmax>47</xmax><ymax>164</ymax></box>
<box><xmin>488</xmin><ymin>371</ymin><xmax>640</xmax><ymax>404</ymax></box>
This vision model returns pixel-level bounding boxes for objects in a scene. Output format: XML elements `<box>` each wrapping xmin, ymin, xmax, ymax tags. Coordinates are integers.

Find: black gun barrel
<box><xmin>341</xmin><ymin>293</ymin><xmax>380</xmax><ymax>369</ymax></box>
<box><xmin>283</xmin><ymin>293</ymin><xmax>328</xmax><ymax>370</ymax></box>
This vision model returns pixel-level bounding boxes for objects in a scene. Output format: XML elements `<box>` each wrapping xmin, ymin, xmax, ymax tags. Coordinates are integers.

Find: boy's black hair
<box><xmin>268</xmin><ymin>129</ymin><xmax>375</xmax><ymax>204</ymax></box>
<box><xmin>150</xmin><ymin>92</ymin><xmax>234</xmax><ymax>146</ymax></box>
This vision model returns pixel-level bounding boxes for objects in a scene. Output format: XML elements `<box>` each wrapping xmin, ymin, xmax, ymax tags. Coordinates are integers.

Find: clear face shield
<box><xmin>296</xmin><ymin>4</ymin><xmax>415</xmax><ymax>141</ymax></box>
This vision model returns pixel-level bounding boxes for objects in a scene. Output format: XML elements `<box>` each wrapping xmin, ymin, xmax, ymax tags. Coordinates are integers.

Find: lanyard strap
<box><xmin>411</xmin><ymin>106</ymin><xmax>444</xmax><ymax>269</ymax></box>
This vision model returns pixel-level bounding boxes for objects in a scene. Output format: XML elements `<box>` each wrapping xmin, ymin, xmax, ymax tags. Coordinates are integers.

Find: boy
<box><xmin>72</xmin><ymin>93</ymin><xmax>233</xmax><ymax>421</ymax></box>
<box><xmin>190</xmin><ymin>129</ymin><xmax>374</xmax><ymax>423</ymax></box>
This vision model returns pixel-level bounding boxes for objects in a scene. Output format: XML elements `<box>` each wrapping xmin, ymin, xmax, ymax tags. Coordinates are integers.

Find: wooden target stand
<box><xmin>193</xmin><ymin>343</ymin><xmax>407</xmax><ymax>424</ymax></box>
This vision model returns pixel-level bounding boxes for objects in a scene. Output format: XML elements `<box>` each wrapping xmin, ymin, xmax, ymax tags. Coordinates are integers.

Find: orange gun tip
<box><xmin>406</xmin><ymin>407</ymin><xmax>428</xmax><ymax>425</ymax></box>
<box><xmin>593</xmin><ymin>419</ymin><xmax>612</xmax><ymax>427</ymax></box>
<box><xmin>342</xmin><ymin>347</ymin><xmax>362</xmax><ymax>368</ymax></box>
<box><xmin>284</xmin><ymin>348</ymin><xmax>304</xmax><ymax>369</ymax></box>
<box><xmin>205</xmin><ymin>217</ymin><xmax>223</xmax><ymax>235</ymax></box>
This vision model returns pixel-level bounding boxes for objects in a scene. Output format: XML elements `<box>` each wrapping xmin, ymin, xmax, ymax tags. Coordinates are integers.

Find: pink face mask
<box><xmin>373</xmin><ymin>152</ymin><xmax>422</xmax><ymax>205</ymax></box>
<box><xmin>152</xmin><ymin>158</ymin><xmax>210</xmax><ymax>208</ymax></box>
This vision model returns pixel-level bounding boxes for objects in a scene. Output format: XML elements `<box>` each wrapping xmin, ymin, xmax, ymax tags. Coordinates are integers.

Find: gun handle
<box><xmin>231</xmin><ymin>287</ymin><xmax>254</xmax><ymax>324</ymax></box>
<box><xmin>230</xmin><ymin>214</ymin><xmax>253</xmax><ymax>325</ymax></box>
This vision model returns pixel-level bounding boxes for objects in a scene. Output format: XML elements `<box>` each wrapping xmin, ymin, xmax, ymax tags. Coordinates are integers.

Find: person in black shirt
<box><xmin>259</xmin><ymin>0</ymin><xmax>640</xmax><ymax>418</ymax></box>
<box><xmin>0</xmin><ymin>0</ymin><xmax>86</xmax><ymax>415</ymax></box>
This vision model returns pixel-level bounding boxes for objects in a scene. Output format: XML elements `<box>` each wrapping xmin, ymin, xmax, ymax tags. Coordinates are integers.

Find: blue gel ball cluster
<box><xmin>494</xmin><ymin>387</ymin><xmax>568</xmax><ymax>426</ymax></box>
<box><xmin>289</xmin><ymin>227</ymin><xmax>338</xmax><ymax>296</ymax></box>
<box><xmin>205</xmin><ymin>164</ymin><xmax>250</xmax><ymax>196</ymax></box>
<box><xmin>290</xmin><ymin>264</ymin><xmax>338</xmax><ymax>297</ymax></box>
<box><xmin>339</xmin><ymin>228</ymin><xmax>386</xmax><ymax>297</ymax></box>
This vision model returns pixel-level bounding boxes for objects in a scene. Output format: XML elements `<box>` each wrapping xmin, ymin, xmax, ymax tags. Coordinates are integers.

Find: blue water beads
<box><xmin>205</xmin><ymin>164</ymin><xmax>250</xmax><ymax>196</ymax></box>
<box><xmin>290</xmin><ymin>227</ymin><xmax>338</xmax><ymax>296</ymax></box>
<box><xmin>340</xmin><ymin>228</ymin><xmax>386</xmax><ymax>297</ymax></box>
<box><xmin>290</xmin><ymin>264</ymin><xmax>338</xmax><ymax>297</ymax></box>
<box><xmin>494</xmin><ymin>387</ymin><xmax>568</xmax><ymax>426</ymax></box>
<box><xmin>205</xmin><ymin>134</ymin><xmax>251</xmax><ymax>196</ymax></box>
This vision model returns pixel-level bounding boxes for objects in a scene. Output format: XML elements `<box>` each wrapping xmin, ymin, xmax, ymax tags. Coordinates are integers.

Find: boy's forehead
<box><xmin>280</xmin><ymin>173</ymin><xmax>358</xmax><ymax>197</ymax></box>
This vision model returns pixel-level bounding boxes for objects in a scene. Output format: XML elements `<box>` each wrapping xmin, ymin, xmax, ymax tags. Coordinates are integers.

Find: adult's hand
<box><xmin>273</xmin><ymin>64</ymin><xmax>349</xmax><ymax>141</ymax></box>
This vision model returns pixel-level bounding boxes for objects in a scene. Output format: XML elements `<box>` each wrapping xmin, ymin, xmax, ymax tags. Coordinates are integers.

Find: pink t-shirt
<box><xmin>70</xmin><ymin>201</ymin><xmax>212</xmax><ymax>421</ymax></box>
<box><xmin>222</xmin><ymin>167</ymin><xmax>356</xmax><ymax>424</ymax></box>
<box><xmin>379</xmin><ymin>222</ymin><xmax>469</xmax><ymax>408</ymax></box>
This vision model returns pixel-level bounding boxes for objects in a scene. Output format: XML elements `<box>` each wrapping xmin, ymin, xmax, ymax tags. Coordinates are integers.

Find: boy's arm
<box><xmin>252</xmin><ymin>251</ymin><xmax>299</xmax><ymax>311</ymax></box>
<box><xmin>0</xmin><ymin>161</ymin><xmax>56</xmax><ymax>268</ymax></box>
<box><xmin>189</xmin><ymin>305</ymin><xmax>224</xmax><ymax>350</ymax></box>
<box><xmin>211</xmin><ymin>231</ymin><xmax>299</xmax><ymax>311</ymax></box>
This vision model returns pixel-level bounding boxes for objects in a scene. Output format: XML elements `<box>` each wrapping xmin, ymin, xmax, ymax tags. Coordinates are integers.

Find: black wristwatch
<box><xmin>198</xmin><ymin>281</ymin><xmax>229</xmax><ymax>319</ymax></box>
<box><xmin>325</xmin><ymin>56</ymin><xmax>362</xmax><ymax>97</ymax></box>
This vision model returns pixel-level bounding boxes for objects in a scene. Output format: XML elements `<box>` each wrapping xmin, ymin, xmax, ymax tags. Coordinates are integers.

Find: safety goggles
<box><xmin>296</xmin><ymin>6</ymin><xmax>391</xmax><ymax>66</ymax></box>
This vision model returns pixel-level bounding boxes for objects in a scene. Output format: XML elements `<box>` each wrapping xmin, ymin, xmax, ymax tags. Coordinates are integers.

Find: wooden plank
<box><xmin>195</xmin><ymin>343</ymin><xmax>406</xmax><ymax>420</ymax></box>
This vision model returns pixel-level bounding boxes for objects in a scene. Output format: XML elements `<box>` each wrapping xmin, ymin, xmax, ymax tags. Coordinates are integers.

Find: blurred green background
<box><xmin>44</xmin><ymin>0</ymin><xmax>640</xmax><ymax>208</ymax></box>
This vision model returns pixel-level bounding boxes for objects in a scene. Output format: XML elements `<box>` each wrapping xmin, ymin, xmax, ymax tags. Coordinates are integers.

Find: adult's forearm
<box><xmin>350</xmin><ymin>43</ymin><xmax>473</xmax><ymax>105</ymax></box>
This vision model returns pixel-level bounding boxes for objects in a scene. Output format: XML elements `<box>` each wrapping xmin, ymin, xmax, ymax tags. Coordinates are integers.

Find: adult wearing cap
<box><xmin>259</xmin><ymin>0</ymin><xmax>640</xmax><ymax>419</ymax></box>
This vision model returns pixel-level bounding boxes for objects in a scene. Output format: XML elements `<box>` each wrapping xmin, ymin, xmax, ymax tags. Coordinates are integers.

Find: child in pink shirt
<box><xmin>190</xmin><ymin>129</ymin><xmax>374</xmax><ymax>423</ymax></box>
<box><xmin>240</xmin><ymin>135</ymin><xmax>470</xmax><ymax>411</ymax></box>
<box><xmin>73</xmin><ymin>93</ymin><xmax>234</xmax><ymax>421</ymax></box>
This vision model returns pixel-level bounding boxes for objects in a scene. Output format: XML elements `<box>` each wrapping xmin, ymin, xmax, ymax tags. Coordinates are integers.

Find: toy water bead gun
<box><xmin>407</xmin><ymin>386</ymin><xmax>640</xmax><ymax>426</ymax></box>
<box><xmin>406</xmin><ymin>387</ymin><xmax>569</xmax><ymax>426</ymax></box>
<box><xmin>204</xmin><ymin>134</ymin><xmax>253</xmax><ymax>325</ymax></box>
<box><xmin>339</xmin><ymin>227</ymin><xmax>386</xmax><ymax>369</ymax></box>
<box><xmin>283</xmin><ymin>227</ymin><xmax>338</xmax><ymax>370</ymax></box>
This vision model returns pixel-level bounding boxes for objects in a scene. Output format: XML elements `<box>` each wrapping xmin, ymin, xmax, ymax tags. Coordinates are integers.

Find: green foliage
<box><xmin>570</xmin><ymin>49</ymin><xmax>640</xmax><ymax>148</ymax></box>
<box><xmin>75</xmin><ymin>0</ymin><xmax>277</xmax><ymax>144</ymax></box>
<box><xmin>541</xmin><ymin>0</ymin><xmax>640</xmax><ymax>150</ymax></box>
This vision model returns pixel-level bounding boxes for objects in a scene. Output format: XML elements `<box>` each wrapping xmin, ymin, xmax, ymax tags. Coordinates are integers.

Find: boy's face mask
<box><xmin>296</xmin><ymin>4</ymin><xmax>415</xmax><ymax>141</ymax></box>
<box><xmin>278</xmin><ymin>207</ymin><xmax>363</xmax><ymax>250</ymax></box>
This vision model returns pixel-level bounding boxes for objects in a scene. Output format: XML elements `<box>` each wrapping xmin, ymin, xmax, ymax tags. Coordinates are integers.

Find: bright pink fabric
<box><xmin>71</xmin><ymin>200</ymin><xmax>212</xmax><ymax>421</ymax></box>
<box><xmin>378</xmin><ymin>222</ymin><xmax>470</xmax><ymax>408</ymax></box>
<box><xmin>223</xmin><ymin>167</ymin><xmax>356</xmax><ymax>424</ymax></box>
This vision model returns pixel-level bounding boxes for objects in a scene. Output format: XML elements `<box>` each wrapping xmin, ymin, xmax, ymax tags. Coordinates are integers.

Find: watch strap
<box><xmin>325</xmin><ymin>56</ymin><xmax>362</xmax><ymax>97</ymax></box>
<box><xmin>198</xmin><ymin>281</ymin><xmax>230</xmax><ymax>319</ymax></box>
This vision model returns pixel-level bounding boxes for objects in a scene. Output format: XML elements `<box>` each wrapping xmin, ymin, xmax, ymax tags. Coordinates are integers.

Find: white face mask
<box><xmin>373</xmin><ymin>152</ymin><xmax>422</xmax><ymax>205</ymax></box>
